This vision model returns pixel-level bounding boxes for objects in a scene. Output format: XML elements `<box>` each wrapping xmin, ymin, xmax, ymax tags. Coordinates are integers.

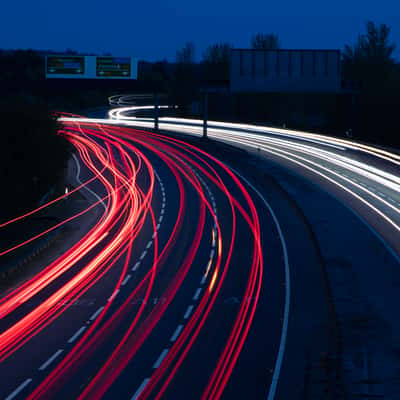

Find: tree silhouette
<box><xmin>172</xmin><ymin>43</ymin><xmax>197</xmax><ymax>112</ymax></box>
<box><xmin>176</xmin><ymin>42</ymin><xmax>195</xmax><ymax>64</ymax></box>
<box><xmin>202</xmin><ymin>43</ymin><xmax>231</xmax><ymax>64</ymax></box>
<box><xmin>343</xmin><ymin>21</ymin><xmax>396</xmax><ymax>86</ymax></box>
<box><xmin>343</xmin><ymin>21</ymin><xmax>395</xmax><ymax>64</ymax></box>
<box><xmin>342</xmin><ymin>21</ymin><xmax>399</xmax><ymax>146</ymax></box>
<box><xmin>202</xmin><ymin>43</ymin><xmax>232</xmax><ymax>82</ymax></box>
<box><xmin>251</xmin><ymin>33</ymin><xmax>280</xmax><ymax>50</ymax></box>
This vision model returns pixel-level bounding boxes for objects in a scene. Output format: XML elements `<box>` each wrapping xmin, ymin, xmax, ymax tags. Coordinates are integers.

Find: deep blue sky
<box><xmin>1</xmin><ymin>0</ymin><xmax>399</xmax><ymax>61</ymax></box>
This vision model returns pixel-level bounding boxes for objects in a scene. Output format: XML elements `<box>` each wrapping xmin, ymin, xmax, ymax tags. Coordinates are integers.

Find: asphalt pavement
<box><xmin>1</xmin><ymin>119</ymin><xmax>399</xmax><ymax>399</ymax></box>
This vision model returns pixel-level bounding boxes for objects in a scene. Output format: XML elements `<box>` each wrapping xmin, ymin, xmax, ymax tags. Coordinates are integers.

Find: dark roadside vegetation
<box><xmin>0</xmin><ymin>50</ymin><xmax>71</xmax><ymax>223</ymax></box>
<box><xmin>0</xmin><ymin>20</ymin><xmax>398</xmax><ymax>223</ymax></box>
<box><xmin>0</xmin><ymin>98</ymin><xmax>69</xmax><ymax>223</ymax></box>
<box><xmin>143</xmin><ymin>21</ymin><xmax>400</xmax><ymax>148</ymax></box>
<box><xmin>0</xmin><ymin>51</ymin><xmax>71</xmax><ymax>277</ymax></box>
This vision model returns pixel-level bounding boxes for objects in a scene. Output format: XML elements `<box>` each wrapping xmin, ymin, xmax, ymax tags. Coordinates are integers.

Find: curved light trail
<box><xmin>65</xmin><ymin>104</ymin><xmax>400</xmax><ymax>245</ymax></box>
<box><xmin>3</xmin><ymin>98</ymin><xmax>398</xmax><ymax>400</ymax></box>
<box><xmin>1</xmin><ymin>115</ymin><xmax>269</xmax><ymax>400</ymax></box>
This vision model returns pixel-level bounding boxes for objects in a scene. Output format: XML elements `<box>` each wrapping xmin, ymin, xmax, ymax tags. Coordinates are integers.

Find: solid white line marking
<box><xmin>146</xmin><ymin>241</ymin><xmax>152</xmax><ymax>249</ymax></box>
<box><xmin>229</xmin><ymin>166</ymin><xmax>290</xmax><ymax>400</ymax></box>
<box><xmin>122</xmin><ymin>274</ymin><xmax>132</xmax><ymax>286</ymax></box>
<box><xmin>170</xmin><ymin>325</ymin><xmax>184</xmax><ymax>342</ymax></box>
<box><xmin>184</xmin><ymin>305</ymin><xmax>194</xmax><ymax>319</ymax></box>
<box><xmin>131</xmin><ymin>378</ymin><xmax>150</xmax><ymax>400</ymax></box>
<box><xmin>193</xmin><ymin>288</ymin><xmax>202</xmax><ymax>301</ymax></box>
<box><xmin>68</xmin><ymin>326</ymin><xmax>86</xmax><ymax>343</ymax></box>
<box><xmin>72</xmin><ymin>154</ymin><xmax>107</xmax><ymax>212</ymax></box>
<box><xmin>108</xmin><ymin>289</ymin><xmax>120</xmax><ymax>302</ymax></box>
<box><xmin>89</xmin><ymin>306</ymin><xmax>104</xmax><ymax>321</ymax></box>
<box><xmin>140</xmin><ymin>251</ymin><xmax>147</xmax><ymax>260</ymax></box>
<box><xmin>153</xmin><ymin>349</ymin><xmax>169</xmax><ymax>369</ymax></box>
<box><xmin>39</xmin><ymin>349</ymin><xmax>63</xmax><ymax>371</ymax></box>
<box><xmin>132</xmin><ymin>262</ymin><xmax>140</xmax><ymax>271</ymax></box>
<box><xmin>5</xmin><ymin>379</ymin><xmax>32</xmax><ymax>400</ymax></box>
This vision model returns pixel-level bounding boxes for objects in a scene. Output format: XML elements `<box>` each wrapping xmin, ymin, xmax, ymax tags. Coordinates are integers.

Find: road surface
<box><xmin>1</xmin><ymin>108</ymin><xmax>399</xmax><ymax>399</ymax></box>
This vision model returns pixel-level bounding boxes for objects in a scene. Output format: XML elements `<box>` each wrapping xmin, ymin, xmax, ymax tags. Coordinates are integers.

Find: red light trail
<box><xmin>1</xmin><ymin>118</ymin><xmax>265</xmax><ymax>400</ymax></box>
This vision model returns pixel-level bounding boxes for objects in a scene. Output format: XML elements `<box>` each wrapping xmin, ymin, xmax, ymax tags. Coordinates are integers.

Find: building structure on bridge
<box><xmin>230</xmin><ymin>49</ymin><xmax>341</xmax><ymax>93</ymax></box>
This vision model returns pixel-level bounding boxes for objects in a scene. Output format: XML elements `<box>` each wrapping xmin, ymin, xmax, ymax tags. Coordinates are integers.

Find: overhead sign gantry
<box><xmin>45</xmin><ymin>55</ymin><xmax>137</xmax><ymax>79</ymax></box>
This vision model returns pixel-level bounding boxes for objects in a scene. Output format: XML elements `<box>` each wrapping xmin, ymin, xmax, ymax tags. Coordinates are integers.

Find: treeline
<box><xmin>141</xmin><ymin>23</ymin><xmax>400</xmax><ymax>147</ymax></box>
<box><xmin>342</xmin><ymin>22</ymin><xmax>400</xmax><ymax>146</ymax></box>
<box><xmin>0</xmin><ymin>52</ymin><xmax>70</xmax><ymax>221</ymax></box>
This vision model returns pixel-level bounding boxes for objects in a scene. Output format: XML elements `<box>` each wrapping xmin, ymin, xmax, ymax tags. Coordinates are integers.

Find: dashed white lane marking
<box><xmin>108</xmin><ymin>289</ymin><xmax>120</xmax><ymax>302</ymax></box>
<box><xmin>122</xmin><ymin>274</ymin><xmax>132</xmax><ymax>286</ymax></box>
<box><xmin>5</xmin><ymin>379</ymin><xmax>32</xmax><ymax>400</ymax></box>
<box><xmin>159</xmin><ymin>215</ymin><xmax>163</xmax><ymax>222</ymax></box>
<box><xmin>153</xmin><ymin>349</ymin><xmax>169</xmax><ymax>369</ymax></box>
<box><xmin>39</xmin><ymin>349</ymin><xmax>63</xmax><ymax>371</ymax></box>
<box><xmin>131</xmin><ymin>378</ymin><xmax>150</xmax><ymax>400</ymax></box>
<box><xmin>210</xmin><ymin>249</ymin><xmax>215</xmax><ymax>258</ymax></box>
<box><xmin>132</xmin><ymin>262</ymin><xmax>140</xmax><ymax>271</ymax></box>
<box><xmin>192</xmin><ymin>288</ymin><xmax>202</xmax><ymax>301</ymax></box>
<box><xmin>152</xmin><ymin>232</ymin><xmax>157</xmax><ymax>239</ymax></box>
<box><xmin>200</xmin><ymin>275</ymin><xmax>207</xmax><ymax>285</ymax></box>
<box><xmin>146</xmin><ymin>241</ymin><xmax>152</xmax><ymax>249</ymax></box>
<box><xmin>68</xmin><ymin>326</ymin><xmax>86</xmax><ymax>343</ymax></box>
<box><xmin>156</xmin><ymin>224</ymin><xmax>161</xmax><ymax>230</ymax></box>
<box><xmin>160</xmin><ymin>208</ymin><xmax>164</xmax><ymax>215</ymax></box>
<box><xmin>140</xmin><ymin>251</ymin><xmax>147</xmax><ymax>260</ymax></box>
<box><xmin>89</xmin><ymin>306</ymin><xmax>104</xmax><ymax>321</ymax></box>
<box><xmin>170</xmin><ymin>325</ymin><xmax>184</xmax><ymax>342</ymax></box>
<box><xmin>184</xmin><ymin>305</ymin><xmax>194</xmax><ymax>319</ymax></box>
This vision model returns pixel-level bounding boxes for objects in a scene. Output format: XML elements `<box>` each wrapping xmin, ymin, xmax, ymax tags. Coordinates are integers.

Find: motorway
<box><xmin>0</xmin><ymin>104</ymin><xmax>399</xmax><ymax>399</ymax></box>
<box><xmin>105</xmin><ymin>105</ymin><xmax>400</xmax><ymax>254</ymax></box>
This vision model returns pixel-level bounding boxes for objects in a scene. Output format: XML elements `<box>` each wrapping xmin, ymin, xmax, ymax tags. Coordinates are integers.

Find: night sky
<box><xmin>1</xmin><ymin>0</ymin><xmax>399</xmax><ymax>61</ymax></box>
